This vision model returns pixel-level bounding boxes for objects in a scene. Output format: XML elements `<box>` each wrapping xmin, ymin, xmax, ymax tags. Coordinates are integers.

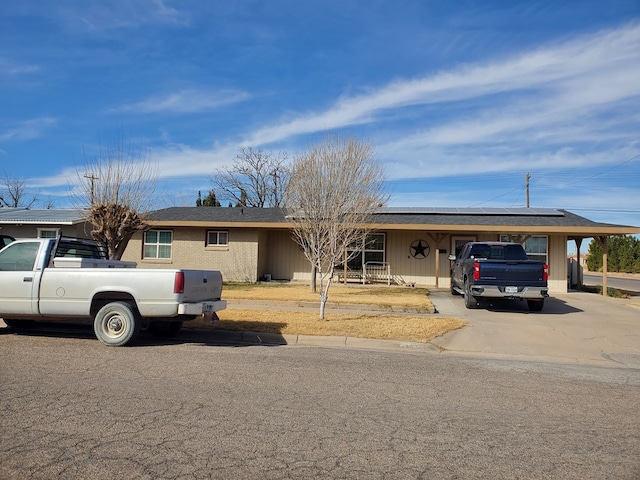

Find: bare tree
<box><xmin>285</xmin><ymin>136</ymin><xmax>389</xmax><ymax>319</ymax></box>
<box><xmin>0</xmin><ymin>172</ymin><xmax>38</xmax><ymax>208</ymax></box>
<box><xmin>211</xmin><ymin>147</ymin><xmax>290</xmax><ymax>208</ymax></box>
<box><xmin>74</xmin><ymin>133</ymin><xmax>158</xmax><ymax>259</ymax></box>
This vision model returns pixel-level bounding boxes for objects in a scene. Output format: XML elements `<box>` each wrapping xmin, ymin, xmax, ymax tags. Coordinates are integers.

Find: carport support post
<box><xmin>435</xmin><ymin>247</ymin><xmax>440</xmax><ymax>288</ymax></box>
<box><xmin>429</xmin><ymin>233</ymin><xmax>447</xmax><ymax>288</ymax></box>
<box><xmin>595</xmin><ymin>236</ymin><xmax>608</xmax><ymax>297</ymax></box>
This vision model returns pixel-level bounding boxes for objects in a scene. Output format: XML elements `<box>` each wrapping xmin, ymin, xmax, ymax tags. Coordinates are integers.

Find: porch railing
<box><xmin>363</xmin><ymin>261</ymin><xmax>391</xmax><ymax>286</ymax></box>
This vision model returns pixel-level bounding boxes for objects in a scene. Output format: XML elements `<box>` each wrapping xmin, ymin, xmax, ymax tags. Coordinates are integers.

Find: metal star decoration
<box><xmin>410</xmin><ymin>239</ymin><xmax>429</xmax><ymax>259</ymax></box>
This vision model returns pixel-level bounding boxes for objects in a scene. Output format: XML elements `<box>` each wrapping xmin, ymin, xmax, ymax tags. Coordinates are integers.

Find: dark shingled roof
<box><xmin>372</xmin><ymin>209</ymin><xmax>633</xmax><ymax>228</ymax></box>
<box><xmin>145</xmin><ymin>206</ymin><xmax>639</xmax><ymax>234</ymax></box>
<box><xmin>146</xmin><ymin>207</ymin><xmax>287</xmax><ymax>223</ymax></box>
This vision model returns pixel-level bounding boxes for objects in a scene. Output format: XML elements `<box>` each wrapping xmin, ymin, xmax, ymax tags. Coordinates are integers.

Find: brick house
<box><xmin>119</xmin><ymin>207</ymin><xmax>640</xmax><ymax>294</ymax></box>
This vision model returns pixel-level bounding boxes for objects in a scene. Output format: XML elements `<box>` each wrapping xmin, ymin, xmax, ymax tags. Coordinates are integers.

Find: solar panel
<box><xmin>378</xmin><ymin>207</ymin><xmax>564</xmax><ymax>216</ymax></box>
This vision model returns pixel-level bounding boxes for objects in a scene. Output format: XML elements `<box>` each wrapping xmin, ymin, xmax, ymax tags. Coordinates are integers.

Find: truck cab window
<box><xmin>0</xmin><ymin>242</ymin><xmax>40</xmax><ymax>271</ymax></box>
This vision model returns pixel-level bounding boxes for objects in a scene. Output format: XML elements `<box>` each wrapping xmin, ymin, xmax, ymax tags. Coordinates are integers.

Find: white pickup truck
<box><xmin>0</xmin><ymin>236</ymin><xmax>226</xmax><ymax>346</ymax></box>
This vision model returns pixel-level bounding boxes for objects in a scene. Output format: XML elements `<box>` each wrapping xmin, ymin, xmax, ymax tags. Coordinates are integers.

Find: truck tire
<box><xmin>527</xmin><ymin>299</ymin><xmax>544</xmax><ymax>312</ymax></box>
<box><xmin>149</xmin><ymin>320</ymin><xmax>183</xmax><ymax>338</ymax></box>
<box><xmin>94</xmin><ymin>302</ymin><xmax>140</xmax><ymax>347</ymax></box>
<box><xmin>464</xmin><ymin>280</ymin><xmax>479</xmax><ymax>309</ymax></box>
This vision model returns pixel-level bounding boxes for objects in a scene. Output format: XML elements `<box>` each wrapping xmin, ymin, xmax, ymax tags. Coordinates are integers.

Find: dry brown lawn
<box><xmin>188</xmin><ymin>283</ymin><xmax>467</xmax><ymax>343</ymax></box>
<box><xmin>223</xmin><ymin>282</ymin><xmax>434</xmax><ymax>307</ymax></box>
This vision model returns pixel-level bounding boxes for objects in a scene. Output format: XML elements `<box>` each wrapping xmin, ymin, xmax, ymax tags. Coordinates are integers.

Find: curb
<box><xmin>204</xmin><ymin>328</ymin><xmax>443</xmax><ymax>353</ymax></box>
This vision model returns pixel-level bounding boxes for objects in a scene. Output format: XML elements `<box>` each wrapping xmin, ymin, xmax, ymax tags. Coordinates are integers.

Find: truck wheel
<box><xmin>464</xmin><ymin>280</ymin><xmax>479</xmax><ymax>309</ymax></box>
<box><xmin>450</xmin><ymin>279</ymin><xmax>460</xmax><ymax>296</ymax></box>
<box><xmin>94</xmin><ymin>302</ymin><xmax>140</xmax><ymax>347</ymax></box>
<box><xmin>527</xmin><ymin>299</ymin><xmax>544</xmax><ymax>312</ymax></box>
<box><xmin>149</xmin><ymin>320</ymin><xmax>183</xmax><ymax>338</ymax></box>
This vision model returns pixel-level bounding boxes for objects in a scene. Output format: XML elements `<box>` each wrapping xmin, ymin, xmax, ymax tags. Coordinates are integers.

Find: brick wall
<box><xmin>122</xmin><ymin>227</ymin><xmax>260</xmax><ymax>282</ymax></box>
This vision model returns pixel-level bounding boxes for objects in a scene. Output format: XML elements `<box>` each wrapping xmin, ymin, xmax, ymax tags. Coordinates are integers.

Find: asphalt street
<box><xmin>583</xmin><ymin>273</ymin><xmax>640</xmax><ymax>293</ymax></box>
<box><xmin>1</xmin><ymin>324</ymin><xmax>639</xmax><ymax>479</ymax></box>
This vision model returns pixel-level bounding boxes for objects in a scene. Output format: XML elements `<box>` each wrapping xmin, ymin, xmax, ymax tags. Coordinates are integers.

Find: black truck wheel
<box><xmin>464</xmin><ymin>280</ymin><xmax>479</xmax><ymax>309</ymax></box>
<box><xmin>94</xmin><ymin>302</ymin><xmax>140</xmax><ymax>347</ymax></box>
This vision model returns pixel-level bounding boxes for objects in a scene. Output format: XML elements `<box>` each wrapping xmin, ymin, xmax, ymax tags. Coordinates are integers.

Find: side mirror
<box><xmin>448</xmin><ymin>255</ymin><xmax>456</xmax><ymax>261</ymax></box>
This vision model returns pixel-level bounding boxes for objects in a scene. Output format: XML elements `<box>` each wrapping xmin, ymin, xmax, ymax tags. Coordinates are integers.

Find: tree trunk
<box><xmin>318</xmin><ymin>269</ymin><xmax>334</xmax><ymax>320</ymax></box>
<box><xmin>310</xmin><ymin>264</ymin><xmax>317</xmax><ymax>293</ymax></box>
<box><xmin>319</xmin><ymin>289</ymin><xmax>328</xmax><ymax>320</ymax></box>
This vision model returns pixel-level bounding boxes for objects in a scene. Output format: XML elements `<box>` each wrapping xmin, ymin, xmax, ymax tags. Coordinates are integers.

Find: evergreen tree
<box><xmin>586</xmin><ymin>238</ymin><xmax>602</xmax><ymax>271</ymax></box>
<box><xmin>586</xmin><ymin>235</ymin><xmax>640</xmax><ymax>273</ymax></box>
<box><xmin>196</xmin><ymin>190</ymin><xmax>221</xmax><ymax>207</ymax></box>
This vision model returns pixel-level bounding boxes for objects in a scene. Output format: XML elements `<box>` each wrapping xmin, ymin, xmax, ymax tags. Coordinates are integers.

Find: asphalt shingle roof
<box><xmin>145</xmin><ymin>206</ymin><xmax>639</xmax><ymax>233</ymax></box>
<box><xmin>1</xmin><ymin>207</ymin><xmax>636</xmax><ymax>236</ymax></box>
<box><xmin>373</xmin><ymin>209</ymin><xmax>631</xmax><ymax>228</ymax></box>
<box><xmin>146</xmin><ymin>207</ymin><xmax>287</xmax><ymax>223</ymax></box>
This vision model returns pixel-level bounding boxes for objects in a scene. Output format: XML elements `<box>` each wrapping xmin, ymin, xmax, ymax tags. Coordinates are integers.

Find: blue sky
<box><xmin>1</xmin><ymin>0</ymin><xmax>639</xmax><ymax>229</ymax></box>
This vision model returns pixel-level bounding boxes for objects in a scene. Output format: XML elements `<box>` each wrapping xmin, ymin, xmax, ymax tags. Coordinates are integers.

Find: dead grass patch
<box><xmin>187</xmin><ymin>283</ymin><xmax>466</xmax><ymax>343</ymax></box>
<box><xmin>224</xmin><ymin>282</ymin><xmax>433</xmax><ymax>309</ymax></box>
<box><xmin>189</xmin><ymin>309</ymin><xmax>466</xmax><ymax>344</ymax></box>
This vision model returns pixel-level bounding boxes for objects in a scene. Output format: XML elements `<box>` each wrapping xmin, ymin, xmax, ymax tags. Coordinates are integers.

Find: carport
<box><xmin>568</xmin><ymin>232</ymin><xmax>636</xmax><ymax>296</ymax></box>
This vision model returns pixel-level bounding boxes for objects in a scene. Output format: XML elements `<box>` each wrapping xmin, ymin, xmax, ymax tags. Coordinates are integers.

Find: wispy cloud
<box><xmin>64</xmin><ymin>0</ymin><xmax>188</xmax><ymax>31</ymax></box>
<box><xmin>139</xmin><ymin>22</ymin><xmax>640</xmax><ymax>186</ymax></box>
<box><xmin>245</xmin><ymin>22</ymin><xmax>640</xmax><ymax>150</ymax></box>
<box><xmin>151</xmin><ymin>143</ymin><xmax>238</xmax><ymax>177</ymax></box>
<box><xmin>0</xmin><ymin>118</ymin><xmax>57</xmax><ymax>142</ymax></box>
<box><xmin>109</xmin><ymin>89</ymin><xmax>250</xmax><ymax>114</ymax></box>
<box><xmin>0</xmin><ymin>59</ymin><xmax>40</xmax><ymax>76</ymax></box>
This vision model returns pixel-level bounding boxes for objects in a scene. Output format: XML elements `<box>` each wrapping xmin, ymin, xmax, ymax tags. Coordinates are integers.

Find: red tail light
<box><xmin>473</xmin><ymin>261</ymin><xmax>480</xmax><ymax>281</ymax></box>
<box><xmin>543</xmin><ymin>264</ymin><xmax>549</xmax><ymax>282</ymax></box>
<box><xmin>174</xmin><ymin>272</ymin><xmax>185</xmax><ymax>294</ymax></box>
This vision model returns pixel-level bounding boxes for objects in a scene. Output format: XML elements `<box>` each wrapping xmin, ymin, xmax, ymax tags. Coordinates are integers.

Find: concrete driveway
<box><xmin>430</xmin><ymin>290</ymin><xmax>640</xmax><ymax>368</ymax></box>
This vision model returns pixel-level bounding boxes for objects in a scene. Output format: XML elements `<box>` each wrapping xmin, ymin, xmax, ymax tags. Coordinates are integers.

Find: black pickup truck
<box><xmin>449</xmin><ymin>242</ymin><xmax>549</xmax><ymax>311</ymax></box>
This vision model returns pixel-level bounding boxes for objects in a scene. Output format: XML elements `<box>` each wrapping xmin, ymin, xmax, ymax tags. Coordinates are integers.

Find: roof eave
<box><xmin>0</xmin><ymin>220</ymin><xmax>84</xmax><ymax>226</ymax></box>
<box><xmin>147</xmin><ymin>220</ymin><xmax>640</xmax><ymax>236</ymax></box>
<box><xmin>147</xmin><ymin>220</ymin><xmax>292</xmax><ymax>229</ymax></box>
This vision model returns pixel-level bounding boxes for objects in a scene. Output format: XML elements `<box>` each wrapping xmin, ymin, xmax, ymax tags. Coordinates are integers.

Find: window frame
<box><xmin>344</xmin><ymin>233</ymin><xmax>386</xmax><ymax>270</ymax></box>
<box><xmin>206</xmin><ymin>230</ymin><xmax>229</xmax><ymax>247</ymax></box>
<box><xmin>37</xmin><ymin>228</ymin><xmax>59</xmax><ymax>239</ymax></box>
<box><xmin>500</xmin><ymin>235</ymin><xmax>548</xmax><ymax>263</ymax></box>
<box><xmin>143</xmin><ymin>230</ymin><xmax>173</xmax><ymax>260</ymax></box>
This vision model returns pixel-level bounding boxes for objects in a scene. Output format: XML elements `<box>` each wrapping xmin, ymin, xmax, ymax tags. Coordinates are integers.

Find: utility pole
<box><xmin>525</xmin><ymin>173</ymin><xmax>531</xmax><ymax>208</ymax></box>
<box><xmin>84</xmin><ymin>174</ymin><xmax>99</xmax><ymax>206</ymax></box>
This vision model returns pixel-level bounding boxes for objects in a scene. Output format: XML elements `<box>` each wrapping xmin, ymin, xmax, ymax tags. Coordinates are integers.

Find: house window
<box><xmin>344</xmin><ymin>233</ymin><xmax>386</xmax><ymax>270</ymax></box>
<box><xmin>144</xmin><ymin>230</ymin><xmax>173</xmax><ymax>259</ymax></box>
<box><xmin>500</xmin><ymin>235</ymin><xmax>548</xmax><ymax>263</ymax></box>
<box><xmin>207</xmin><ymin>230</ymin><xmax>228</xmax><ymax>246</ymax></box>
<box><xmin>38</xmin><ymin>228</ymin><xmax>59</xmax><ymax>239</ymax></box>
